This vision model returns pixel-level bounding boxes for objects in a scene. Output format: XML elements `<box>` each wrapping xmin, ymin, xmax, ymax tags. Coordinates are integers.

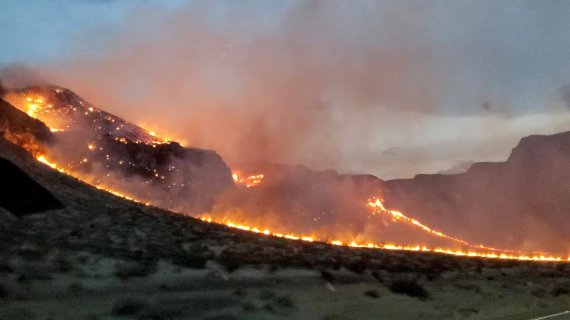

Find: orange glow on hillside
<box><xmin>16</xmin><ymin>91</ymin><xmax>570</xmax><ymax>263</ymax></box>
<box><xmin>367</xmin><ymin>196</ymin><xmax>509</xmax><ymax>253</ymax></box>
<box><xmin>232</xmin><ymin>171</ymin><xmax>264</xmax><ymax>188</ymax></box>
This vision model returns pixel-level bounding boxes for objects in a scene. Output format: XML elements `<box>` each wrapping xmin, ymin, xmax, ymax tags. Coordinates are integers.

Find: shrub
<box><xmin>242</xmin><ymin>302</ymin><xmax>257</xmax><ymax>312</ymax></box>
<box><xmin>217</xmin><ymin>252</ymin><xmax>242</xmax><ymax>273</ymax></box>
<box><xmin>371</xmin><ymin>270</ymin><xmax>383</xmax><ymax>283</ymax></box>
<box><xmin>172</xmin><ymin>254</ymin><xmax>208</xmax><ymax>269</ymax></box>
<box><xmin>259</xmin><ymin>290</ymin><xmax>276</xmax><ymax>300</ymax></box>
<box><xmin>0</xmin><ymin>284</ymin><xmax>8</xmax><ymax>299</ymax></box>
<box><xmin>275</xmin><ymin>296</ymin><xmax>295</xmax><ymax>308</ymax></box>
<box><xmin>551</xmin><ymin>286</ymin><xmax>570</xmax><ymax>297</ymax></box>
<box><xmin>347</xmin><ymin>258</ymin><xmax>369</xmax><ymax>274</ymax></box>
<box><xmin>111</xmin><ymin>297</ymin><xmax>149</xmax><ymax>316</ymax></box>
<box><xmin>320</xmin><ymin>270</ymin><xmax>335</xmax><ymax>283</ymax></box>
<box><xmin>16</xmin><ymin>263</ymin><xmax>53</xmax><ymax>281</ymax></box>
<box><xmin>388</xmin><ymin>278</ymin><xmax>429</xmax><ymax>300</ymax></box>
<box><xmin>363</xmin><ymin>289</ymin><xmax>380</xmax><ymax>299</ymax></box>
<box><xmin>115</xmin><ymin>259</ymin><xmax>156</xmax><ymax>279</ymax></box>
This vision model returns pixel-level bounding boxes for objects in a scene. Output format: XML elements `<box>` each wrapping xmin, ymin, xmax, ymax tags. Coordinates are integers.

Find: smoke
<box><xmin>5</xmin><ymin>1</ymin><xmax>449</xmax><ymax>174</ymax></box>
<box><xmin>561</xmin><ymin>84</ymin><xmax>570</xmax><ymax>110</ymax></box>
<box><xmin>0</xmin><ymin>64</ymin><xmax>49</xmax><ymax>90</ymax></box>
<box><xmin>2</xmin><ymin>0</ymin><xmax>570</xmax><ymax>253</ymax></box>
<box><xmin>3</xmin><ymin>1</ymin><xmax>569</xmax><ymax>178</ymax></box>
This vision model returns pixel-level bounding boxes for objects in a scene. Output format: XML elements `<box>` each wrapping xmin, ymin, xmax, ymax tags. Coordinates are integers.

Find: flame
<box><xmin>36</xmin><ymin>154</ymin><xmax>149</xmax><ymax>206</ymax></box>
<box><xmin>36</xmin><ymin>155</ymin><xmax>58</xmax><ymax>170</ymax></box>
<box><xmin>367</xmin><ymin>196</ymin><xmax>508</xmax><ymax>253</ymax></box>
<box><xmin>137</xmin><ymin>123</ymin><xmax>178</xmax><ymax>144</ymax></box>
<box><xmin>31</xmin><ymin>155</ymin><xmax>570</xmax><ymax>262</ymax></box>
<box><xmin>198</xmin><ymin>214</ymin><xmax>569</xmax><ymax>262</ymax></box>
<box><xmin>232</xmin><ymin>171</ymin><xmax>264</xmax><ymax>188</ymax></box>
<box><xmin>15</xmin><ymin>90</ymin><xmax>570</xmax><ymax>263</ymax></box>
<box><xmin>23</xmin><ymin>96</ymin><xmax>46</xmax><ymax>118</ymax></box>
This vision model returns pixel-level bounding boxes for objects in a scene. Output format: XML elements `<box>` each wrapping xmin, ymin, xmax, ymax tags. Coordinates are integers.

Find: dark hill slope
<box><xmin>0</xmin><ymin>157</ymin><xmax>63</xmax><ymax>216</ymax></box>
<box><xmin>383</xmin><ymin>131</ymin><xmax>570</xmax><ymax>253</ymax></box>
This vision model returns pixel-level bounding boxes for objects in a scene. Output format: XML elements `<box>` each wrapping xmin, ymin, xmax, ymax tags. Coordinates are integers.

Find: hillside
<box><xmin>1</xmin><ymin>134</ymin><xmax>570</xmax><ymax>319</ymax></box>
<box><xmin>3</xmin><ymin>86</ymin><xmax>570</xmax><ymax>253</ymax></box>
<box><xmin>2</xmin><ymin>93</ymin><xmax>570</xmax><ymax>318</ymax></box>
<box><xmin>3</xmin><ymin>86</ymin><xmax>233</xmax><ymax>214</ymax></box>
<box><xmin>2</xmin><ymin>86</ymin><xmax>502</xmax><ymax>251</ymax></box>
<box><xmin>383</xmin><ymin>131</ymin><xmax>570</xmax><ymax>253</ymax></box>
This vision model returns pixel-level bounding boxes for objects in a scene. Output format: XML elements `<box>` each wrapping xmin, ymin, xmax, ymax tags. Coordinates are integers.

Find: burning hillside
<box><xmin>3</xmin><ymin>86</ymin><xmax>233</xmax><ymax>214</ymax></box>
<box><xmin>1</xmin><ymin>86</ymin><xmax>569</xmax><ymax>262</ymax></box>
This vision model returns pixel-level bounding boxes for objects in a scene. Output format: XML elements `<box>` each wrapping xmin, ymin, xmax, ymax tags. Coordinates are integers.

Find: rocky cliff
<box><xmin>383</xmin><ymin>131</ymin><xmax>570</xmax><ymax>252</ymax></box>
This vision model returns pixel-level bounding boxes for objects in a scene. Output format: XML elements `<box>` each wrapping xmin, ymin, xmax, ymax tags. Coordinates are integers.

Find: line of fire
<box><xmin>2</xmin><ymin>86</ymin><xmax>568</xmax><ymax>262</ymax></box>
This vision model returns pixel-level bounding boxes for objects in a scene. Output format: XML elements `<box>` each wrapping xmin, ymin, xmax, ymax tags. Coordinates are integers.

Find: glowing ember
<box><xmin>232</xmin><ymin>171</ymin><xmax>264</xmax><ymax>188</ymax></box>
<box><xmin>35</xmin><ymin>153</ymin><xmax>150</xmax><ymax>206</ymax></box>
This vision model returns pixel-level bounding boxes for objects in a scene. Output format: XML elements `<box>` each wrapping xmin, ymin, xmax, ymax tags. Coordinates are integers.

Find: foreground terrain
<box><xmin>1</xmin><ymin>139</ymin><xmax>570</xmax><ymax>319</ymax></box>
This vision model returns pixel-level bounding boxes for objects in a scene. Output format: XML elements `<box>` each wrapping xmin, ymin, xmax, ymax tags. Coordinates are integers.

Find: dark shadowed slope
<box><xmin>0</xmin><ymin>157</ymin><xmax>63</xmax><ymax>216</ymax></box>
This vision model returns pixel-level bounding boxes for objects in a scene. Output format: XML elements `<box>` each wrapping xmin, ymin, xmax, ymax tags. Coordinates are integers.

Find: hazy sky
<box><xmin>2</xmin><ymin>0</ymin><xmax>570</xmax><ymax>179</ymax></box>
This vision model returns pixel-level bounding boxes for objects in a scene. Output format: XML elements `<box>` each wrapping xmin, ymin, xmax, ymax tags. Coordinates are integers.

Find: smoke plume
<box><xmin>2</xmin><ymin>1</ymin><xmax>569</xmax><ymax>178</ymax></box>
<box><xmin>2</xmin><ymin>1</ymin><xmax>570</xmax><ymax>254</ymax></box>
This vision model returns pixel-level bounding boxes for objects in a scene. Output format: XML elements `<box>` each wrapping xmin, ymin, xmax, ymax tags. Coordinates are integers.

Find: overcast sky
<box><xmin>2</xmin><ymin>0</ymin><xmax>570</xmax><ymax>179</ymax></box>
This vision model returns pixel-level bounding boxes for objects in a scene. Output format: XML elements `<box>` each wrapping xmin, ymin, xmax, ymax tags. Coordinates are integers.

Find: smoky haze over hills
<box><xmin>2</xmin><ymin>86</ymin><xmax>570</xmax><ymax>254</ymax></box>
<box><xmin>2</xmin><ymin>0</ymin><xmax>570</xmax><ymax>178</ymax></box>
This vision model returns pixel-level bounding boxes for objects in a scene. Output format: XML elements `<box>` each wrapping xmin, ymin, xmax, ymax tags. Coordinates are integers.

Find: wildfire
<box><xmin>367</xmin><ymin>196</ymin><xmax>509</xmax><ymax>253</ymax></box>
<box><xmin>232</xmin><ymin>171</ymin><xmax>264</xmax><ymax>188</ymax></box>
<box><xmin>15</xmin><ymin>89</ymin><xmax>570</xmax><ymax>263</ymax></box>
<box><xmin>138</xmin><ymin>124</ymin><xmax>176</xmax><ymax>144</ymax></box>
<box><xmin>36</xmin><ymin>155</ymin><xmax>58</xmax><ymax>170</ymax></box>
<box><xmin>199</xmin><ymin>215</ymin><xmax>570</xmax><ymax>262</ymax></box>
<box><xmin>32</xmin><ymin>155</ymin><xmax>570</xmax><ymax>263</ymax></box>
<box><xmin>36</xmin><ymin>154</ymin><xmax>150</xmax><ymax>206</ymax></box>
<box><xmin>25</xmin><ymin>96</ymin><xmax>44</xmax><ymax>118</ymax></box>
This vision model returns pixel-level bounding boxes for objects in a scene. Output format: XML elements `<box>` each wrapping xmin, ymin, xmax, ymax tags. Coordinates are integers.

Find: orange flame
<box><xmin>198</xmin><ymin>214</ymin><xmax>569</xmax><ymax>262</ymax></box>
<box><xmin>32</xmin><ymin>155</ymin><xmax>570</xmax><ymax>262</ymax></box>
<box><xmin>36</xmin><ymin>155</ymin><xmax>58</xmax><ymax>170</ymax></box>
<box><xmin>17</xmin><ymin>90</ymin><xmax>570</xmax><ymax>263</ymax></box>
<box><xmin>232</xmin><ymin>171</ymin><xmax>264</xmax><ymax>188</ymax></box>
<box><xmin>367</xmin><ymin>196</ymin><xmax>508</xmax><ymax>253</ymax></box>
